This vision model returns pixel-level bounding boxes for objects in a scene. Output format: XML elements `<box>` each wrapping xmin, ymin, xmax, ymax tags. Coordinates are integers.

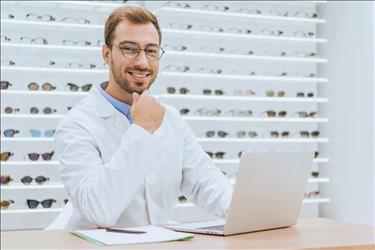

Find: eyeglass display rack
<box><xmin>0</xmin><ymin>0</ymin><xmax>328</xmax><ymax>230</ymax></box>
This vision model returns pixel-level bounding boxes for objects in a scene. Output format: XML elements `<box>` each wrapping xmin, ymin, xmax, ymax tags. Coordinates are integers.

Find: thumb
<box><xmin>132</xmin><ymin>92</ymin><xmax>140</xmax><ymax>105</ymax></box>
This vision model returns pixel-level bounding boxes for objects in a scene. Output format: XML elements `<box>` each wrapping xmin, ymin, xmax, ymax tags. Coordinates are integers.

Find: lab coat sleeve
<box><xmin>55</xmin><ymin>117</ymin><xmax>164</xmax><ymax>227</ymax></box>
<box><xmin>178</xmin><ymin>117</ymin><xmax>234</xmax><ymax>218</ymax></box>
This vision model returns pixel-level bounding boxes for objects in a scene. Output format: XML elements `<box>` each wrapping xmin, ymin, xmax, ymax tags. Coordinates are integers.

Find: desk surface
<box><xmin>1</xmin><ymin>218</ymin><xmax>374</xmax><ymax>249</ymax></box>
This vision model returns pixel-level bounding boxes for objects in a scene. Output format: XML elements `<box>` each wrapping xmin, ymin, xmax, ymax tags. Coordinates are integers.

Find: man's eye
<box><xmin>146</xmin><ymin>48</ymin><xmax>158</xmax><ymax>54</ymax></box>
<box><xmin>121</xmin><ymin>47</ymin><xmax>139</xmax><ymax>53</ymax></box>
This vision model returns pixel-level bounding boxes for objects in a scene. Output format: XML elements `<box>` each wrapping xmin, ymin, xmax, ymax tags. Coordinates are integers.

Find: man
<box><xmin>54</xmin><ymin>5</ymin><xmax>233</xmax><ymax>229</ymax></box>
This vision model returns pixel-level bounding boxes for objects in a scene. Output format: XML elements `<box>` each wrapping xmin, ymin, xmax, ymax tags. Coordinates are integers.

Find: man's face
<box><xmin>106</xmin><ymin>20</ymin><xmax>160</xmax><ymax>95</ymax></box>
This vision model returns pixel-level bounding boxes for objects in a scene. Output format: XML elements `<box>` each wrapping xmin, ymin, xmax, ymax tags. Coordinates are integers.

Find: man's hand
<box><xmin>130</xmin><ymin>90</ymin><xmax>165</xmax><ymax>134</ymax></box>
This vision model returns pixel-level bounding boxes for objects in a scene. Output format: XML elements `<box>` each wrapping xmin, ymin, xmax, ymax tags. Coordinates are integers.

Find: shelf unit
<box><xmin>1</xmin><ymin>0</ymin><xmax>328</xmax><ymax>230</ymax></box>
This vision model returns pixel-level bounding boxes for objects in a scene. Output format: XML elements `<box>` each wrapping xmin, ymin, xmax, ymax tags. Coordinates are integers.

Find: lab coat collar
<box><xmin>88</xmin><ymin>87</ymin><xmax>122</xmax><ymax>119</ymax></box>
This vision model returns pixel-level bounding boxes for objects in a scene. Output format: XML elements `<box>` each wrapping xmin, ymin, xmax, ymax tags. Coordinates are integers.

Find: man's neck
<box><xmin>104</xmin><ymin>81</ymin><xmax>133</xmax><ymax>105</ymax></box>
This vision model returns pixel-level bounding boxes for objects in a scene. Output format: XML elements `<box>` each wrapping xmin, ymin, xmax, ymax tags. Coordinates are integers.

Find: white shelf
<box><xmin>1</xmin><ymin>183</ymin><xmax>64</xmax><ymax>190</ymax></box>
<box><xmin>163</xmin><ymin>29</ymin><xmax>328</xmax><ymax>43</ymax></box>
<box><xmin>197</xmin><ymin>138</ymin><xmax>329</xmax><ymax>143</ymax></box>
<box><xmin>157</xmin><ymin>94</ymin><xmax>328</xmax><ymax>103</ymax></box>
<box><xmin>213</xmin><ymin>158</ymin><xmax>330</xmax><ymax>165</ymax></box>
<box><xmin>1</xmin><ymin>43</ymin><xmax>327</xmax><ymax>64</ymax></box>
<box><xmin>1</xmin><ymin>43</ymin><xmax>101</xmax><ymax>51</ymax></box>
<box><xmin>1</xmin><ymin>19</ymin><xmax>103</xmax><ymax>29</ymax></box>
<box><xmin>161</xmin><ymin>7</ymin><xmax>327</xmax><ymax>24</ymax></box>
<box><xmin>1</xmin><ymin>0</ymin><xmax>124</xmax><ymax>9</ymax></box>
<box><xmin>1</xmin><ymin>138</ymin><xmax>54</xmax><ymax>142</ymax></box>
<box><xmin>1</xmin><ymin>66</ymin><xmax>107</xmax><ymax>74</ymax></box>
<box><xmin>160</xmin><ymin>72</ymin><xmax>328</xmax><ymax>83</ymax></box>
<box><xmin>0</xmin><ymin>161</ymin><xmax>59</xmax><ymax>166</ymax></box>
<box><xmin>182</xmin><ymin>116</ymin><xmax>328</xmax><ymax>123</ymax></box>
<box><xmin>1</xmin><ymin>208</ymin><xmax>63</xmax><ymax>214</ymax></box>
<box><xmin>1</xmin><ymin>114</ymin><xmax>64</xmax><ymax>119</ymax></box>
<box><xmin>308</xmin><ymin>178</ymin><xmax>330</xmax><ymax>183</ymax></box>
<box><xmin>1</xmin><ymin>90</ymin><xmax>87</xmax><ymax>96</ymax></box>
<box><xmin>166</xmin><ymin>50</ymin><xmax>328</xmax><ymax>63</ymax></box>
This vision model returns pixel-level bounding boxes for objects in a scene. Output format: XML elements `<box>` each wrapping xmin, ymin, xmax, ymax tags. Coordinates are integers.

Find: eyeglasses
<box><xmin>27</xmin><ymin>82</ymin><xmax>56</xmax><ymax>91</ymax></box>
<box><xmin>20</xmin><ymin>36</ymin><xmax>48</xmax><ymax>45</ymax></box>
<box><xmin>270</xmin><ymin>131</ymin><xmax>290</xmax><ymax>138</ymax></box>
<box><xmin>21</xmin><ymin>175</ymin><xmax>50</xmax><ymax>185</ymax></box>
<box><xmin>233</xmin><ymin>89</ymin><xmax>256</xmax><ymax>96</ymax></box>
<box><xmin>67</xmin><ymin>62</ymin><xmax>96</xmax><ymax>69</ymax></box>
<box><xmin>179</xmin><ymin>108</ymin><xmax>190</xmax><ymax>115</ymax></box>
<box><xmin>62</xmin><ymin>39</ymin><xmax>91</xmax><ymax>46</ymax></box>
<box><xmin>194</xmin><ymin>108</ymin><xmax>222</xmax><ymax>116</ymax></box>
<box><xmin>1</xmin><ymin>152</ymin><xmax>14</xmax><ymax>161</ymax></box>
<box><xmin>169</xmin><ymin>22</ymin><xmax>193</xmax><ymax>30</ymax></box>
<box><xmin>198</xmin><ymin>25</ymin><xmax>224</xmax><ymax>33</ymax></box>
<box><xmin>30</xmin><ymin>129</ymin><xmax>55</xmax><ymax>137</ymax></box>
<box><xmin>206</xmin><ymin>130</ymin><xmax>229</xmax><ymax>138</ymax></box>
<box><xmin>66</xmin><ymin>83</ymin><xmax>93</xmax><ymax>92</ymax></box>
<box><xmin>1</xmin><ymin>200</ymin><xmax>14</xmax><ymax>210</ymax></box>
<box><xmin>296</xmin><ymin>111</ymin><xmax>318</xmax><ymax>118</ymax></box>
<box><xmin>163</xmin><ymin>44</ymin><xmax>188</xmax><ymax>51</ymax></box>
<box><xmin>3</xmin><ymin>107</ymin><xmax>20</xmax><ymax>114</ymax></box>
<box><xmin>1</xmin><ymin>35</ymin><xmax>11</xmax><ymax>42</ymax></box>
<box><xmin>165</xmin><ymin>1</ymin><xmax>191</xmax><ymax>9</ymax></box>
<box><xmin>110</xmin><ymin>42</ymin><xmax>165</xmax><ymax>61</ymax></box>
<box><xmin>260</xmin><ymin>29</ymin><xmax>283</xmax><ymax>36</ymax></box>
<box><xmin>305</xmin><ymin>191</ymin><xmax>319</xmax><ymax>199</ymax></box>
<box><xmin>291</xmin><ymin>11</ymin><xmax>317</xmax><ymax>18</ymax></box>
<box><xmin>26</xmin><ymin>13</ymin><xmax>56</xmax><ymax>22</ymax></box>
<box><xmin>311</xmin><ymin>171</ymin><xmax>319</xmax><ymax>178</ymax></box>
<box><xmin>3</xmin><ymin>129</ymin><xmax>20</xmax><ymax>137</ymax></box>
<box><xmin>266</xmin><ymin>90</ymin><xmax>285</xmax><ymax>97</ymax></box>
<box><xmin>1</xmin><ymin>175</ymin><xmax>13</xmax><ymax>185</ymax></box>
<box><xmin>60</xmin><ymin>17</ymin><xmax>90</xmax><ymax>24</ymax></box>
<box><xmin>296</xmin><ymin>92</ymin><xmax>314</xmax><ymax>98</ymax></box>
<box><xmin>202</xmin><ymin>4</ymin><xmax>230</xmax><ymax>12</ymax></box>
<box><xmin>226</xmin><ymin>109</ymin><xmax>253</xmax><ymax>117</ymax></box>
<box><xmin>30</xmin><ymin>107</ymin><xmax>57</xmax><ymax>114</ymax></box>
<box><xmin>163</xmin><ymin>65</ymin><xmax>190</xmax><ymax>72</ymax></box>
<box><xmin>166</xmin><ymin>87</ymin><xmax>189</xmax><ymax>94</ymax></box>
<box><xmin>237</xmin><ymin>8</ymin><xmax>262</xmax><ymax>15</ymax></box>
<box><xmin>1</xmin><ymin>81</ymin><xmax>12</xmax><ymax>90</ymax></box>
<box><xmin>178</xmin><ymin>195</ymin><xmax>188</xmax><ymax>203</ymax></box>
<box><xmin>1</xmin><ymin>60</ymin><xmax>16</xmax><ymax>66</ymax></box>
<box><xmin>26</xmin><ymin>199</ymin><xmax>56</xmax><ymax>209</ymax></box>
<box><xmin>237</xmin><ymin>131</ymin><xmax>258</xmax><ymax>138</ymax></box>
<box><xmin>206</xmin><ymin>151</ymin><xmax>225</xmax><ymax>159</ymax></box>
<box><xmin>27</xmin><ymin>151</ymin><xmax>54</xmax><ymax>161</ymax></box>
<box><xmin>196</xmin><ymin>67</ymin><xmax>222</xmax><ymax>74</ymax></box>
<box><xmin>264</xmin><ymin>110</ymin><xmax>287</xmax><ymax>117</ymax></box>
<box><xmin>203</xmin><ymin>89</ymin><xmax>225</xmax><ymax>95</ymax></box>
<box><xmin>228</xmin><ymin>27</ymin><xmax>252</xmax><ymax>34</ymax></box>
<box><xmin>294</xmin><ymin>31</ymin><xmax>315</xmax><ymax>38</ymax></box>
<box><xmin>299</xmin><ymin>131</ymin><xmax>320</xmax><ymax>138</ymax></box>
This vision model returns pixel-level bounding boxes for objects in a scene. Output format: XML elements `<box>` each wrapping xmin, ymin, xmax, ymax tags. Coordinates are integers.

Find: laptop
<box><xmin>166</xmin><ymin>151</ymin><xmax>313</xmax><ymax>236</ymax></box>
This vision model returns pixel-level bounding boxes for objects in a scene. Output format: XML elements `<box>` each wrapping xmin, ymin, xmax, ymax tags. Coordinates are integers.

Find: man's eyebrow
<box><xmin>118</xmin><ymin>40</ymin><xmax>159</xmax><ymax>47</ymax></box>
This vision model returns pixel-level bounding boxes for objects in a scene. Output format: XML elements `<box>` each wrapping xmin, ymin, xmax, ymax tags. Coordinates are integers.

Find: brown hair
<box><xmin>104</xmin><ymin>5</ymin><xmax>161</xmax><ymax>47</ymax></box>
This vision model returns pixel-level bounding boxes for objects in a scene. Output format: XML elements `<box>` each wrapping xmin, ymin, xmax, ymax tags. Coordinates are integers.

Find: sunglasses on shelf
<box><xmin>236</xmin><ymin>131</ymin><xmax>258</xmax><ymax>138</ymax></box>
<box><xmin>206</xmin><ymin>130</ymin><xmax>229</xmax><ymax>138</ymax></box>
<box><xmin>206</xmin><ymin>151</ymin><xmax>225</xmax><ymax>159</ymax></box>
<box><xmin>4</xmin><ymin>107</ymin><xmax>20</xmax><ymax>114</ymax></box>
<box><xmin>1</xmin><ymin>152</ymin><xmax>14</xmax><ymax>161</ymax></box>
<box><xmin>26</xmin><ymin>199</ymin><xmax>56</xmax><ymax>209</ymax></box>
<box><xmin>300</xmin><ymin>131</ymin><xmax>320</xmax><ymax>138</ymax></box>
<box><xmin>265</xmin><ymin>110</ymin><xmax>287</xmax><ymax>117</ymax></box>
<box><xmin>203</xmin><ymin>89</ymin><xmax>225</xmax><ymax>95</ymax></box>
<box><xmin>1</xmin><ymin>200</ymin><xmax>14</xmax><ymax>210</ymax></box>
<box><xmin>166</xmin><ymin>87</ymin><xmax>189</xmax><ymax>94</ymax></box>
<box><xmin>21</xmin><ymin>175</ymin><xmax>50</xmax><ymax>185</ymax></box>
<box><xmin>311</xmin><ymin>171</ymin><xmax>320</xmax><ymax>178</ymax></box>
<box><xmin>270</xmin><ymin>131</ymin><xmax>290</xmax><ymax>138</ymax></box>
<box><xmin>30</xmin><ymin>129</ymin><xmax>55</xmax><ymax>137</ymax></box>
<box><xmin>30</xmin><ymin>107</ymin><xmax>57</xmax><ymax>114</ymax></box>
<box><xmin>66</xmin><ymin>83</ymin><xmax>93</xmax><ymax>92</ymax></box>
<box><xmin>3</xmin><ymin>129</ymin><xmax>20</xmax><ymax>137</ymax></box>
<box><xmin>27</xmin><ymin>151</ymin><xmax>54</xmax><ymax>161</ymax></box>
<box><xmin>305</xmin><ymin>191</ymin><xmax>319</xmax><ymax>199</ymax></box>
<box><xmin>297</xmin><ymin>92</ymin><xmax>314</xmax><ymax>98</ymax></box>
<box><xmin>1</xmin><ymin>175</ymin><xmax>13</xmax><ymax>185</ymax></box>
<box><xmin>1</xmin><ymin>80</ymin><xmax>12</xmax><ymax>90</ymax></box>
<box><xmin>27</xmin><ymin>82</ymin><xmax>56</xmax><ymax>91</ymax></box>
<box><xmin>266</xmin><ymin>90</ymin><xmax>285</xmax><ymax>97</ymax></box>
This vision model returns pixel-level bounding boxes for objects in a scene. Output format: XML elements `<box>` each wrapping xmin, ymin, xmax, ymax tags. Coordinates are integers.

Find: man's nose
<box><xmin>133</xmin><ymin>50</ymin><xmax>149</xmax><ymax>68</ymax></box>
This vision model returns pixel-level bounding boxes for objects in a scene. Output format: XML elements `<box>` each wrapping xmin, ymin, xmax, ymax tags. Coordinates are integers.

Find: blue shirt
<box><xmin>97</xmin><ymin>82</ymin><xmax>132</xmax><ymax>123</ymax></box>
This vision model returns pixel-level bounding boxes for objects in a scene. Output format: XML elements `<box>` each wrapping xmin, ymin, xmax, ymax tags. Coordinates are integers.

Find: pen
<box><xmin>105</xmin><ymin>228</ymin><xmax>146</xmax><ymax>234</ymax></box>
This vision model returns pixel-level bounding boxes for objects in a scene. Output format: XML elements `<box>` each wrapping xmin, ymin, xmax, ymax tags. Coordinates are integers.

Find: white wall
<box><xmin>318</xmin><ymin>1</ymin><xmax>375</xmax><ymax>226</ymax></box>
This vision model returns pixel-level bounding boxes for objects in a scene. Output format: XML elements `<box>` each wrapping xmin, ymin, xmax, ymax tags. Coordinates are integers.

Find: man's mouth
<box><xmin>128</xmin><ymin>71</ymin><xmax>151</xmax><ymax>80</ymax></box>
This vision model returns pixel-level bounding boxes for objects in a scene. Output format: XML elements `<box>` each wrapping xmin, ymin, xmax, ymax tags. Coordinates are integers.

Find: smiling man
<box><xmin>54</xmin><ymin>5</ymin><xmax>233</xmax><ymax>229</ymax></box>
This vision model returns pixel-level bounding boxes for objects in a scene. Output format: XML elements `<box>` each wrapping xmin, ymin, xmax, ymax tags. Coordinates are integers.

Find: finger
<box><xmin>132</xmin><ymin>92</ymin><xmax>140</xmax><ymax>105</ymax></box>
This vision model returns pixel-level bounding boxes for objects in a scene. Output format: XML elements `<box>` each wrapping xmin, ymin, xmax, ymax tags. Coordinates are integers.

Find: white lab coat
<box><xmin>53</xmin><ymin>87</ymin><xmax>233</xmax><ymax>229</ymax></box>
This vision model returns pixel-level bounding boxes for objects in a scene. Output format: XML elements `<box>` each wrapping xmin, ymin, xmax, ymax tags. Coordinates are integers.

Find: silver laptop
<box><xmin>166</xmin><ymin>151</ymin><xmax>313</xmax><ymax>236</ymax></box>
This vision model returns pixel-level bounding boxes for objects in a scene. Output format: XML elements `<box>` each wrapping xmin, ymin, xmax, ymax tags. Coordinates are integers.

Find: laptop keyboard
<box><xmin>198</xmin><ymin>225</ymin><xmax>224</xmax><ymax>232</ymax></box>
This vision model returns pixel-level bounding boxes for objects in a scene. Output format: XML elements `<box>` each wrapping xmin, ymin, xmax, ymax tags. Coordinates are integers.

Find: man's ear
<box><xmin>102</xmin><ymin>44</ymin><xmax>111</xmax><ymax>65</ymax></box>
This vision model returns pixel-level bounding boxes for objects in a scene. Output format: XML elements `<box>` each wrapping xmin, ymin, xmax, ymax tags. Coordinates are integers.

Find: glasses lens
<box><xmin>267</xmin><ymin>111</ymin><xmax>276</xmax><ymax>117</ymax></box>
<box><xmin>179</xmin><ymin>87</ymin><xmax>189</xmax><ymax>94</ymax></box>
<box><xmin>28</xmin><ymin>82</ymin><xmax>39</xmax><ymax>91</ymax></box>
<box><xmin>1</xmin><ymin>152</ymin><xmax>12</xmax><ymax>161</ymax></box>
<box><xmin>42</xmin><ymin>83</ymin><xmax>55</xmax><ymax>91</ymax></box>
<box><xmin>237</xmin><ymin>131</ymin><xmax>246</xmax><ymax>138</ymax></box>
<box><xmin>266</xmin><ymin>91</ymin><xmax>274</xmax><ymax>97</ymax></box>
<box><xmin>1</xmin><ymin>200</ymin><xmax>14</xmax><ymax>209</ymax></box>
<box><xmin>21</xmin><ymin>176</ymin><xmax>33</xmax><ymax>184</ymax></box>
<box><xmin>167</xmin><ymin>87</ymin><xmax>176</xmax><ymax>94</ymax></box>
<box><xmin>44</xmin><ymin>129</ymin><xmax>55</xmax><ymax>137</ymax></box>
<box><xmin>311</xmin><ymin>131</ymin><xmax>320</xmax><ymax>137</ymax></box>
<box><xmin>27</xmin><ymin>199</ymin><xmax>39</xmax><ymax>209</ymax></box>
<box><xmin>217</xmin><ymin>131</ymin><xmax>228</xmax><ymax>138</ymax></box>
<box><xmin>214</xmin><ymin>90</ymin><xmax>224</xmax><ymax>95</ymax></box>
<box><xmin>1</xmin><ymin>81</ymin><xmax>10</xmax><ymax>89</ymax></box>
<box><xmin>300</xmin><ymin>131</ymin><xmax>309</xmax><ymax>137</ymax></box>
<box><xmin>29</xmin><ymin>129</ymin><xmax>41</xmax><ymax>137</ymax></box>
<box><xmin>28</xmin><ymin>153</ymin><xmax>40</xmax><ymax>161</ymax></box>
<box><xmin>35</xmin><ymin>176</ymin><xmax>49</xmax><ymax>184</ymax></box>
<box><xmin>248</xmin><ymin>131</ymin><xmax>257</xmax><ymax>138</ymax></box>
<box><xmin>206</xmin><ymin>151</ymin><xmax>213</xmax><ymax>158</ymax></box>
<box><xmin>43</xmin><ymin>107</ymin><xmax>54</xmax><ymax>114</ymax></box>
<box><xmin>3</xmin><ymin>129</ymin><xmax>17</xmax><ymax>137</ymax></box>
<box><xmin>66</xmin><ymin>83</ymin><xmax>79</xmax><ymax>91</ymax></box>
<box><xmin>281</xmin><ymin>131</ymin><xmax>289</xmax><ymax>137</ymax></box>
<box><xmin>203</xmin><ymin>89</ymin><xmax>212</xmax><ymax>95</ymax></box>
<box><xmin>215</xmin><ymin>152</ymin><xmax>225</xmax><ymax>159</ymax></box>
<box><xmin>180</xmin><ymin>108</ymin><xmax>189</xmax><ymax>115</ymax></box>
<box><xmin>41</xmin><ymin>199</ymin><xmax>55</xmax><ymax>208</ymax></box>
<box><xmin>278</xmin><ymin>111</ymin><xmax>287</xmax><ymax>117</ymax></box>
<box><xmin>81</xmin><ymin>84</ymin><xmax>93</xmax><ymax>92</ymax></box>
<box><xmin>311</xmin><ymin>171</ymin><xmax>319</xmax><ymax>178</ymax></box>
<box><xmin>206</xmin><ymin>131</ymin><xmax>215</xmax><ymax>138</ymax></box>
<box><xmin>30</xmin><ymin>107</ymin><xmax>39</xmax><ymax>114</ymax></box>
<box><xmin>1</xmin><ymin>175</ymin><xmax>12</xmax><ymax>185</ymax></box>
<box><xmin>271</xmin><ymin>131</ymin><xmax>279</xmax><ymax>137</ymax></box>
<box><xmin>42</xmin><ymin>151</ymin><xmax>54</xmax><ymax>161</ymax></box>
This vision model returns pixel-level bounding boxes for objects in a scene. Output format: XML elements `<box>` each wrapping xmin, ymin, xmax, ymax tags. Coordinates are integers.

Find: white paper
<box><xmin>73</xmin><ymin>225</ymin><xmax>193</xmax><ymax>246</ymax></box>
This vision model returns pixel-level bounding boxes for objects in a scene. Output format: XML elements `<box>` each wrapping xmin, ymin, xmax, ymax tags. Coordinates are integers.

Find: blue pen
<box><xmin>106</xmin><ymin>228</ymin><xmax>146</xmax><ymax>234</ymax></box>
